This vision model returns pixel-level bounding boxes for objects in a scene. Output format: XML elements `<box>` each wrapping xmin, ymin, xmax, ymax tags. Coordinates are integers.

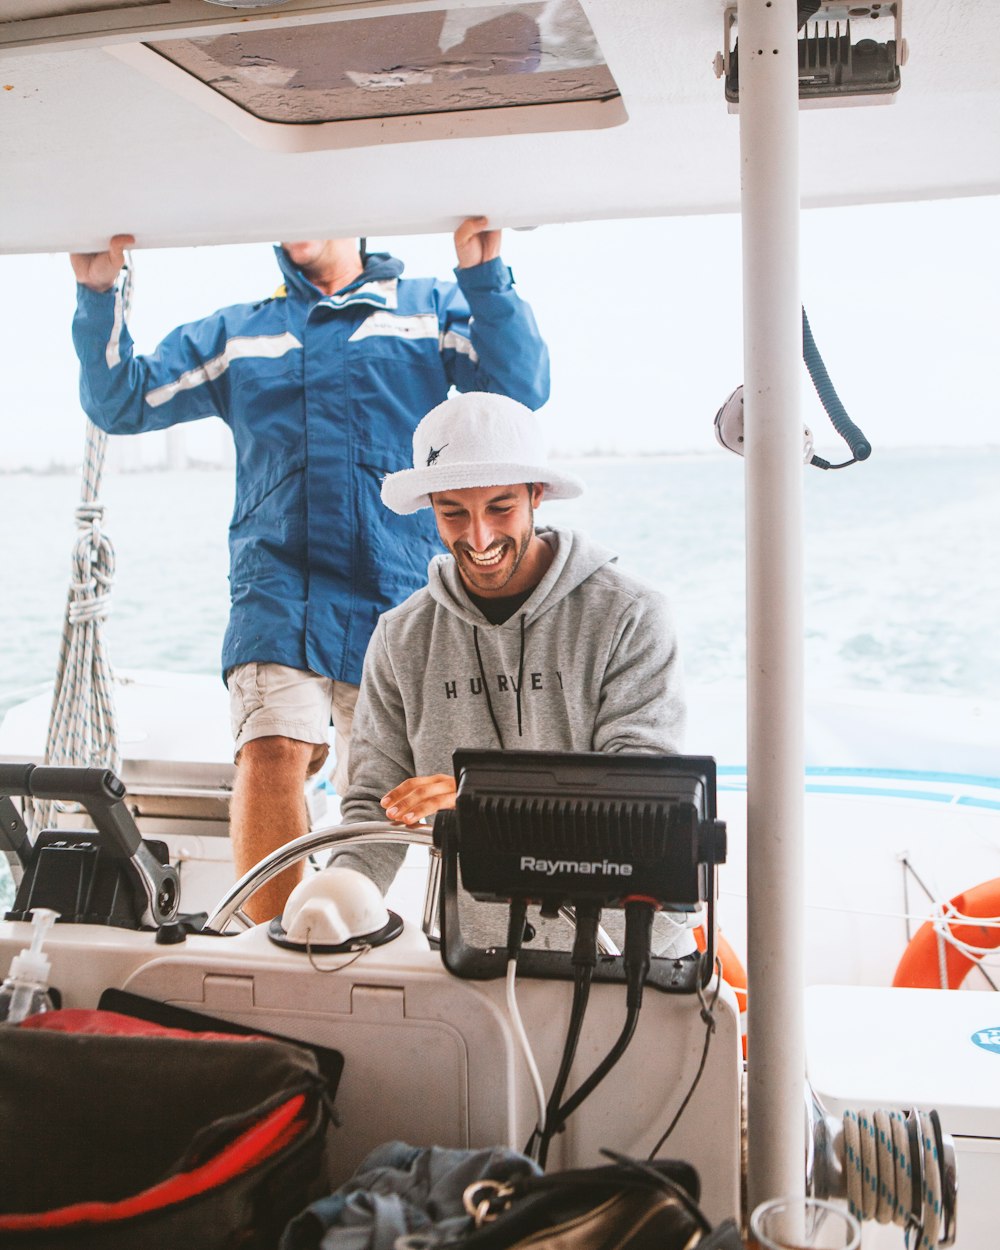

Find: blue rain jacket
<box><xmin>72</xmin><ymin>248</ymin><xmax>550</xmax><ymax>685</ymax></box>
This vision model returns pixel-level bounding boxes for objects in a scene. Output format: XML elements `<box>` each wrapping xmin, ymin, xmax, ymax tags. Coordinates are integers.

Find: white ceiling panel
<box><xmin>0</xmin><ymin>0</ymin><xmax>997</xmax><ymax>253</ymax></box>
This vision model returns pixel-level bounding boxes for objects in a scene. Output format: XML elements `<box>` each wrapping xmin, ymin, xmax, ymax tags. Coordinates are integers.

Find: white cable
<box><xmin>721</xmin><ymin>886</ymin><xmax>1000</xmax><ymax>932</ymax></box>
<box><xmin>505</xmin><ymin>958</ymin><xmax>546</xmax><ymax>1153</ymax></box>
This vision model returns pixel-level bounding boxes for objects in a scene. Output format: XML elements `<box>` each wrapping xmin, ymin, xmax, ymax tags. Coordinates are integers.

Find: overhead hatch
<box><xmin>0</xmin><ymin>0</ymin><xmax>625</xmax><ymax>151</ymax></box>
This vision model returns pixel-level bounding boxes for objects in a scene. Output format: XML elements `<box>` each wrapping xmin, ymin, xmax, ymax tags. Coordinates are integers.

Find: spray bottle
<box><xmin>0</xmin><ymin>907</ymin><xmax>59</xmax><ymax>1025</ymax></box>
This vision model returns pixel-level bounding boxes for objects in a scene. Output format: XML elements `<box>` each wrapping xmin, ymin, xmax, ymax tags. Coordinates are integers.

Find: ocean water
<box><xmin>1</xmin><ymin>447</ymin><xmax>999</xmax><ymax>716</ymax></box>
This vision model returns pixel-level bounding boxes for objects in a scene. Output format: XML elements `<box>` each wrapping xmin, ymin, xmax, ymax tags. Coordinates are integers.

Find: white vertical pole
<box><xmin>738</xmin><ymin>0</ymin><xmax>806</xmax><ymax>1217</ymax></box>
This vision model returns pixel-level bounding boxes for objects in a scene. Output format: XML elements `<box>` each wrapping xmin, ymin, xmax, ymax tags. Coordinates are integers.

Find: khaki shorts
<box><xmin>227</xmin><ymin>662</ymin><xmax>359</xmax><ymax>794</ymax></box>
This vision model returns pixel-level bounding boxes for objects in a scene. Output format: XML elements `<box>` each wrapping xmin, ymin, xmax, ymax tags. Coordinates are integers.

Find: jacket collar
<box><xmin>273</xmin><ymin>246</ymin><xmax>405</xmax><ymax>309</ymax></box>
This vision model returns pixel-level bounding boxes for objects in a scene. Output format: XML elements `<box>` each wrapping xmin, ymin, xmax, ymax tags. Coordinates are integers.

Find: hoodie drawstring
<box><xmin>472</xmin><ymin>615</ymin><xmax>528</xmax><ymax>747</ymax></box>
<box><xmin>516</xmin><ymin>613</ymin><xmax>526</xmax><ymax>738</ymax></box>
<box><xmin>473</xmin><ymin>626</ymin><xmax>505</xmax><ymax>748</ymax></box>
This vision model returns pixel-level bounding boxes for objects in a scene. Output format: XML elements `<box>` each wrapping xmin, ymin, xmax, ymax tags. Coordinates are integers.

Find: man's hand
<box><xmin>454</xmin><ymin>216</ymin><xmax>502</xmax><ymax>269</ymax></box>
<box><xmin>70</xmin><ymin>234</ymin><xmax>135</xmax><ymax>293</ymax></box>
<box><xmin>380</xmin><ymin>774</ymin><xmax>457</xmax><ymax>826</ymax></box>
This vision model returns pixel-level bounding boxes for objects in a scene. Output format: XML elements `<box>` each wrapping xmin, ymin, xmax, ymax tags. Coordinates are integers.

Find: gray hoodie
<box><xmin>334</xmin><ymin>526</ymin><xmax>689</xmax><ymax>953</ymax></box>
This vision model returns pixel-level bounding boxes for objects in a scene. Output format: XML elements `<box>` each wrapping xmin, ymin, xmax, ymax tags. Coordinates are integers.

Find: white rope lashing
<box><xmin>843</xmin><ymin>1108</ymin><xmax>944</xmax><ymax>1249</ymax></box>
<box><xmin>25</xmin><ymin>260</ymin><xmax>132</xmax><ymax>836</ymax></box>
<box><xmin>900</xmin><ymin>856</ymin><xmax>1000</xmax><ymax>985</ymax></box>
<box><xmin>932</xmin><ymin>899</ymin><xmax>1000</xmax><ymax>968</ymax></box>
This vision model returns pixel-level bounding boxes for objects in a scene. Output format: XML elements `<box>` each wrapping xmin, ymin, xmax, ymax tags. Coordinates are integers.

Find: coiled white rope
<box><xmin>24</xmin><ymin>262</ymin><xmax>131</xmax><ymax>836</ymax></box>
<box><xmin>843</xmin><ymin>1108</ymin><xmax>944</xmax><ymax>1248</ymax></box>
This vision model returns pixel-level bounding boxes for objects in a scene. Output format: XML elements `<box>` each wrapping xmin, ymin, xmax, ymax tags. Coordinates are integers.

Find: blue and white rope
<box><xmin>843</xmin><ymin>1108</ymin><xmax>943</xmax><ymax>1249</ymax></box>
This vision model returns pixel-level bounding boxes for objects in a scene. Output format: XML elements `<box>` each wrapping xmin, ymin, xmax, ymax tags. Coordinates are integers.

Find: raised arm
<box><xmin>70</xmin><ymin>238</ymin><xmax>235</xmax><ymax>436</ymax></box>
<box><xmin>439</xmin><ymin>216</ymin><xmax>550</xmax><ymax>410</ymax></box>
<box><xmin>70</xmin><ymin>233</ymin><xmax>134</xmax><ymax>293</ymax></box>
<box><xmin>453</xmin><ymin>215</ymin><xmax>502</xmax><ymax>269</ymax></box>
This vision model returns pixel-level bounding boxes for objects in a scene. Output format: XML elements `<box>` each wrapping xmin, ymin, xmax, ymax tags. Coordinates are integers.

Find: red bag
<box><xmin>0</xmin><ymin>1009</ymin><xmax>334</xmax><ymax>1248</ymax></box>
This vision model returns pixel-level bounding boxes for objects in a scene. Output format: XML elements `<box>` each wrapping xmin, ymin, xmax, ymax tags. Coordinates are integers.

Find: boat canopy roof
<box><xmin>1</xmin><ymin>0</ymin><xmax>998</xmax><ymax>253</ymax></box>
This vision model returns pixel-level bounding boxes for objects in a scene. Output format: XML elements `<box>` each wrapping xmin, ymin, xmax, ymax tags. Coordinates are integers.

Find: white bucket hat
<box><xmin>381</xmin><ymin>392</ymin><xmax>584</xmax><ymax>515</ymax></box>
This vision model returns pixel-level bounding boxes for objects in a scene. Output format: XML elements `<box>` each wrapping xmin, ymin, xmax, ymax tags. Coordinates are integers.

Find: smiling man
<box><xmin>333</xmin><ymin>393</ymin><xmax>689</xmax><ymax>956</ymax></box>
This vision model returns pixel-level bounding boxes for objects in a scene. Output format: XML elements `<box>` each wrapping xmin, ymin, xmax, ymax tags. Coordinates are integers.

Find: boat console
<box><xmin>2</xmin><ymin>752</ymin><xmax>974</xmax><ymax>1244</ymax></box>
<box><xmin>0</xmin><ymin>755</ymin><xmax>744</xmax><ymax>1224</ymax></box>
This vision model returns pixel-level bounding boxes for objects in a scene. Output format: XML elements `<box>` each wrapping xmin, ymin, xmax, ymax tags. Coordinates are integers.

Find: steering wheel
<box><xmin>204</xmin><ymin>821</ymin><xmax>435</xmax><ymax>934</ymax></box>
<box><xmin>205</xmin><ymin>820</ymin><xmax>621</xmax><ymax>955</ymax></box>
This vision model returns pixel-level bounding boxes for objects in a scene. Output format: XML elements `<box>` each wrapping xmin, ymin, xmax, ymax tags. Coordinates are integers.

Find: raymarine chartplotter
<box><xmin>432</xmin><ymin>749</ymin><xmax>726</xmax><ymax>992</ymax></box>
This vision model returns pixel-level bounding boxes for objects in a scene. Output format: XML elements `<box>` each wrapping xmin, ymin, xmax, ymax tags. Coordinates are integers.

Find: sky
<box><xmin>1</xmin><ymin>194</ymin><xmax>997</xmax><ymax>471</ymax></box>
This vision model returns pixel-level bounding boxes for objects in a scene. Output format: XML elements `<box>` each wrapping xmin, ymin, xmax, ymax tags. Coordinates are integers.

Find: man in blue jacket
<box><xmin>70</xmin><ymin>219</ymin><xmax>549</xmax><ymax>920</ymax></box>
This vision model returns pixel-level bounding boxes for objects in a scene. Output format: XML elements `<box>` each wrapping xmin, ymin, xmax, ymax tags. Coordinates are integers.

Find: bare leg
<box><xmin>229</xmin><ymin>735</ymin><xmax>317</xmax><ymax>924</ymax></box>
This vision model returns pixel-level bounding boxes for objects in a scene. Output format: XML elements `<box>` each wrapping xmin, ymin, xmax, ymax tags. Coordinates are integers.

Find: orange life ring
<box><xmin>893</xmin><ymin>876</ymin><xmax>1000</xmax><ymax>989</ymax></box>
<box><xmin>695</xmin><ymin>927</ymin><xmax>747</xmax><ymax>1056</ymax></box>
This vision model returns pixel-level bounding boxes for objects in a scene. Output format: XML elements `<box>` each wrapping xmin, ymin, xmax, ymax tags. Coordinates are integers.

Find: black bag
<box><xmin>454</xmin><ymin>1158</ymin><xmax>744</xmax><ymax>1250</ymax></box>
<box><xmin>284</xmin><ymin>1144</ymin><xmax>742</xmax><ymax>1250</ymax></box>
<box><xmin>0</xmin><ymin>1008</ymin><xmax>335</xmax><ymax>1249</ymax></box>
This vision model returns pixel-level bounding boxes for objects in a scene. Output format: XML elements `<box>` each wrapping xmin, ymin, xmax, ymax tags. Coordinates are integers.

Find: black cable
<box><xmin>530</xmin><ymin>968</ymin><xmax>592</xmax><ymax>1164</ymax></box>
<box><xmin>506</xmin><ymin>897</ymin><xmax>529</xmax><ymax>962</ymax></box>
<box><xmin>622</xmin><ymin>898</ymin><xmax>654</xmax><ymax>1012</ymax></box>
<box><xmin>547</xmin><ymin>901</ymin><xmax>654</xmax><ymax>1139</ymax></box>
<box><xmin>809</xmin><ymin>453</ymin><xmax>859</xmax><ymax>471</ymax></box>
<box><xmin>553</xmin><ymin>1007</ymin><xmax>639</xmax><ymax>1131</ymax></box>
<box><xmin>647</xmin><ymin>959</ymin><xmax>722</xmax><ymax>1159</ymax></box>
<box><xmin>533</xmin><ymin>901</ymin><xmax>600</xmax><ymax>1167</ymax></box>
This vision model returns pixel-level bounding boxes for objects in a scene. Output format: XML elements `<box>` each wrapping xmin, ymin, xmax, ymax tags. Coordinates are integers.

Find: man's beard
<box><xmin>454</xmin><ymin>506</ymin><xmax>533</xmax><ymax>593</ymax></box>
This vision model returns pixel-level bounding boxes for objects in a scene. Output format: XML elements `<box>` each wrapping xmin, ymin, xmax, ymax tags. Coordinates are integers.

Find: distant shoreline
<box><xmin>4</xmin><ymin>444</ymin><xmax>998</xmax><ymax>476</ymax></box>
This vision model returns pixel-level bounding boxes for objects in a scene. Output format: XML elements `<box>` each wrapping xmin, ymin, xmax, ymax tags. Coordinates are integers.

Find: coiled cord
<box><xmin>802</xmin><ymin>307</ymin><xmax>872</xmax><ymax>468</ymax></box>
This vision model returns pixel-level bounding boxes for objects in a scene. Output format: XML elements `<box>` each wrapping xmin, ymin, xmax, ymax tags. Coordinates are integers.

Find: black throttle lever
<box><xmin>0</xmin><ymin>763</ymin><xmax>179</xmax><ymax>927</ymax></box>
